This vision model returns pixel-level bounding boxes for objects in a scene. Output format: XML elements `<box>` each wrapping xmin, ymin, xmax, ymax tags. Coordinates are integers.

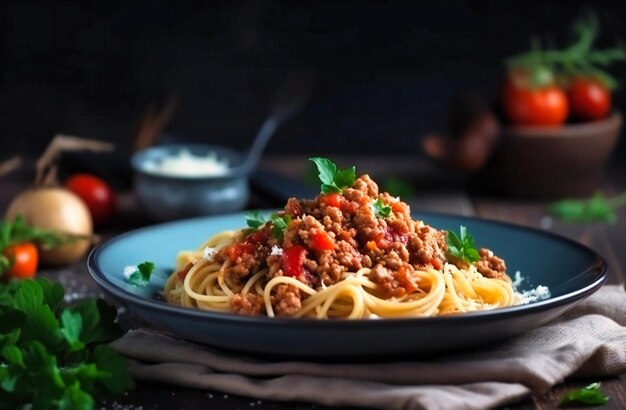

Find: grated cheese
<box><xmin>270</xmin><ymin>245</ymin><xmax>283</xmax><ymax>256</ymax></box>
<box><xmin>203</xmin><ymin>247</ymin><xmax>217</xmax><ymax>260</ymax></box>
<box><xmin>143</xmin><ymin>149</ymin><xmax>230</xmax><ymax>177</ymax></box>
<box><xmin>123</xmin><ymin>265</ymin><xmax>138</xmax><ymax>279</ymax></box>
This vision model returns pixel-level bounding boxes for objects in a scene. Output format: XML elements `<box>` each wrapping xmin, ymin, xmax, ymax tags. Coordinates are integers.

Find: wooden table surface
<box><xmin>1</xmin><ymin>155</ymin><xmax>625</xmax><ymax>409</ymax></box>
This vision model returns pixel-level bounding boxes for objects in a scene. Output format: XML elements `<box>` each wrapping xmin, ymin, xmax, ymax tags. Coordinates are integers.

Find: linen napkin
<box><xmin>112</xmin><ymin>285</ymin><xmax>626</xmax><ymax>410</ymax></box>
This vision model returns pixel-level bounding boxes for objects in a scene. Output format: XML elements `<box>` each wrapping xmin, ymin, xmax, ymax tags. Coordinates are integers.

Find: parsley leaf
<box><xmin>372</xmin><ymin>198</ymin><xmax>392</xmax><ymax>218</ymax></box>
<box><xmin>127</xmin><ymin>261</ymin><xmax>156</xmax><ymax>287</ymax></box>
<box><xmin>0</xmin><ymin>279</ymin><xmax>133</xmax><ymax>409</ymax></box>
<box><xmin>270</xmin><ymin>214</ymin><xmax>291</xmax><ymax>241</ymax></box>
<box><xmin>446</xmin><ymin>225</ymin><xmax>481</xmax><ymax>265</ymax></box>
<box><xmin>60</xmin><ymin>309</ymin><xmax>84</xmax><ymax>352</ymax></box>
<box><xmin>550</xmin><ymin>192</ymin><xmax>626</xmax><ymax>223</ymax></box>
<box><xmin>309</xmin><ymin>157</ymin><xmax>356</xmax><ymax>194</ymax></box>
<box><xmin>245</xmin><ymin>210</ymin><xmax>270</xmax><ymax>229</ymax></box>
<box><xmin>560</xmin><ymin>382</ymin><xmax>610</xmax><ymax>406</ymax></box>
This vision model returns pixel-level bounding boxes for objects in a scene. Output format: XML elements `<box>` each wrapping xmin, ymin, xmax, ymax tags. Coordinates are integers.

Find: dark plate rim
<box><xmin>87</xmin><ymin>211</ymin><xmax>608</xmax><ymax>328</ymax></box>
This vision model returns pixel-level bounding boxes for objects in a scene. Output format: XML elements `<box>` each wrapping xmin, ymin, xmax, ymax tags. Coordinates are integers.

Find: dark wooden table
<box><xmin>2</xmin><ymin>155</ymin><xmax>625</xmax><ymax>409</ymax></box>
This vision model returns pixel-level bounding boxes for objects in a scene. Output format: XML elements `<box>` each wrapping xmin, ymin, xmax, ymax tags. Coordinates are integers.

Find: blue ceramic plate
<box><xmin>88</xmin><ymin>212</ymin><xmax>607</xmax><ymax>358</ymax></box>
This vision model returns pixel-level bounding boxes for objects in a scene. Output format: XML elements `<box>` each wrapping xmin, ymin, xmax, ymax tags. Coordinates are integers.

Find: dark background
<box><xmin>1</xmin><ymin>0</ymin><xmax>625</xmax><ymax>160</ymax></box>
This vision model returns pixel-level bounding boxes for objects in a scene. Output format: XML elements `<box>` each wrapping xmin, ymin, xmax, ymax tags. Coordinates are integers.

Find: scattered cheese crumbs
<box><xmin>270</xmin><ymin>245</ymin><xmax>283</xmax><ymax>256</ymax></box>
<box><xmin>123</xmin><ymin>265</ymin><xmax>138</xmax><ymax>279</ymax></box>
<box><xmin>203</xmin><ymin>247</ymin><xmax>217</xmax><ymax>260</ymax></box>
<box><xmin>517</xmin><ymin>285</ymin><xmax>551</xmax><ymax>305</ymax></box>
<box><xmin>512</xmin><ymin>272</ymin><xmax>550</xmax><ymax>305</ymax></box>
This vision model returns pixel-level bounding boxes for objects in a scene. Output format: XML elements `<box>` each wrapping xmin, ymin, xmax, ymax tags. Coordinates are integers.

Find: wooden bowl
<box><xmin>479</xmin><ymin>113</ymin><xmax>622</xmax><ymax>198</ymax></box>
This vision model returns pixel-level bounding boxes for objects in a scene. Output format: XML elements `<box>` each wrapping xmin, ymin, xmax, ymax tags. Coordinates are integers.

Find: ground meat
<box><xmin>368</xmin><ymin>263</ymin><xmax>412</xmax><ymax>297</ymax></box>
<box><xmin>353</xmin><ymin>174</ymin><xmax>379</xmax><ymax>197</ymax></box>
<box><xmin>410</xmin><ymin>225</ymin><xmax>446</xmax><ymax>269</ymax></box>
<box><xmin>316</xmin><ymin>251</ymin><xmax>346</xmax><ymax>285</ymax></box>
<box><xmin>220</xmin><ymin>251</ymin><xmax>268</xmax><ymax>289</ymax></box>
<box><xmin>353</xmin><ymin>198</ymin><xmax>381</xmax><ymax>241</ymax></box>
<box><xmin>475</xmin><ymin>248</ymin><xmax>507</xmax><ymax>279</ymax></box>
<box><xmin>381</xmin><ymin>250</ymin><xmax>403</xmax><ymax>270</ymax></box>
<box><xmin>231</xmin><ymin>293</ymin><xmax>264</xmax><ymax>315</ymax></box>
<box><xmin>335</xmin><ymin>240</ymin><xmax>363</xmax><ymax>270</ymax></box>
<box><xmin>284</xmin><ymin>197</ymin><xmax>303</xmax><ymax>217</ymax></box>
<box><xmin>272</xmin><ymin>284</ymin><xmax>302</xmax><ymax>316</ymax></box>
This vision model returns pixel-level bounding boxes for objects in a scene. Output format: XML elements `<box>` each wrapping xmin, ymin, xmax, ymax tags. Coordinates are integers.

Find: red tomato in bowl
<box><xmin>65</xmin><ymin>174</ymin><xmax>117</xmax><ymax>226</ymax></box>
<box><xmin>4</xmin><ymin>242</ymin><xmax>38</xmax><ymax>279</ymax></box>
<box><xmin>568</xmin><ymin>78</ymin><xmax>611</xmax><ymax>121</ymax></box>
<box><xmin>503</xmin><ymin>81</ymin><xmax>569</xmax><ymax>126</ymax></box>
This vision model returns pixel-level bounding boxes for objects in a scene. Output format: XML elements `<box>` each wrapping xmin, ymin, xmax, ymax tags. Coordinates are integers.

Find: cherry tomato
<box><xmin>503</xmin><ymin>80</ymin><xmax>569</xmax><ymax>126</ymax></box>
<box><xmin>4</xmin><ymin>242</ymin><xmax>38</xmax><ymax>279</ymax></box>
<box><xmin>65</xmin><ymin>174</ymin><xmax>116</xmax><ymax>226</ymax></box>
<box><xmin>568</xmin><ymin>78</ymin><xmax>611</xmax><ymax>121</ymax></box>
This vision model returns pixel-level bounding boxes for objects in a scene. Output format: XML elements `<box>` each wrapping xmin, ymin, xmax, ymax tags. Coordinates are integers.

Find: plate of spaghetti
<box><xmin>89</xmin><ymin>158</ymin><xmax>607</xmax><ymax>357</ymax></box>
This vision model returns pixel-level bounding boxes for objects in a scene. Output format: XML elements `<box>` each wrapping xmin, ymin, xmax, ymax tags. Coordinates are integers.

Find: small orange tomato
<box><xmin>4</xmin><ymin>242</ymin><xmax>38</xmax><ymax>279</ymax></box>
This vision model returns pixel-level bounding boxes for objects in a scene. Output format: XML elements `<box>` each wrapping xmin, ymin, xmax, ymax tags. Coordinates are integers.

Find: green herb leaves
<box><xmin>126</xmin><ymin>261</ymin><xmax>156</xmax><ymax>287</ymax></box>
<box><xmin>244</xmin><ymin>211</ymin><xmax>291</xmax><ymax>242</ymax></box>
<box><xmin>371</xmin><ymin>198</ymin><xmax>391</xmax><ymax>218</ymax></box>
<box><xmin>561</xmin><ymin>382</ymin><xmax>610</xmax><ymax>406</ymax></box>
<box><xmin>507</xmin><ymin>15</ymin><xmax>626</xmax><ymax>89</ymax></box>
<box><xmin>0</xmin><ymin>216</ymin><xmax>71</xmax><ymax>278</ymax></box>
<box><xmin>309</xmin><ymin>157</ymin><xmax>356</xmax><ymax>194</ymax></box>
<box><xmin>270</xmin><ymin>214</ymin><xmax>291</xmax><ymax>242</ymax></box>
<box><xmin>549</xmin><ymin>192</ymin><xmax>626</xmax><ymax>223</ymax></box>
<box><xmin>245</xmin><ymin>210</ymin><xmax>268</xmax><ymax>230</ymax></box>
<box><xmin>446</xmin><ymin>225</ymin><xmax>480</xmax><ymax>265</ymax></box>
<box><xmin>0</xmin><ymin>278</ymin><xmax>132</xmax><ymax>409</ymax></box>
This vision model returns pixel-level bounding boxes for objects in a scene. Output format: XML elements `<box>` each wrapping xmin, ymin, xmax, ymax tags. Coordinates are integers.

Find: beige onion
<box><xmin>5</xmin><ymin>188</ymin><xmax>93</xmax><ymax>265</ymax></box>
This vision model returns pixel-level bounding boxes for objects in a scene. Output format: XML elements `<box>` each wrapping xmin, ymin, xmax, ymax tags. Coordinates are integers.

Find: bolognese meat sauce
<box><xmin>213</xmin><ymin>174</ymin><xmax>506</xmax><ymax>316</ymax></box>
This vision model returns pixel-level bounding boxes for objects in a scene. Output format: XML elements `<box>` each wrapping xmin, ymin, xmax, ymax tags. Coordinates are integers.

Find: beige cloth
<box><xmin>112</xmin><ymin>285</ymin><xmax>626</xmax><ymax>410</ymax></box>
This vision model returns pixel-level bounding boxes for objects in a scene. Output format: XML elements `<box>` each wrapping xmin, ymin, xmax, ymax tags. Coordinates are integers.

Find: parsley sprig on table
<box><xmin>560</xmin><ymin>382</ymin><xmax>610</xmax><ymax>406</ymax></box>
<box><xmin>446</xmin><ymin>225</ymin><xmax>480</xmax><ymax>265</ymax></box>
<box><xmin>549</xmin><ymin>192</ymin><xmax>626</xmax><ymax>223</ymax></box>
<box><xmin>309</xmin><ymin>157</ymin><xmax>356</xmax><ymax>194</ymax></box>
<box><xmin>0</xmin><ymin>278</ymin><xmax>134</xmax><ymax>409</ymax></box>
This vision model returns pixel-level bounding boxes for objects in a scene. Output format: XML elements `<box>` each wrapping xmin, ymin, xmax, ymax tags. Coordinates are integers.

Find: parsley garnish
<box><xmin>0</xmin><ymin>278</ymin><xmax>133</xmax><ymax>409</ymax></box>
<box><xmin>372</xmin><ymin>198</ymin><xmax>391</xmax><ymax>218</ymax></box>
<box><xmin>560</xmin><ymin>382</ymin><xmax>610</xmax><ymax>406</ymax></box>
<box><xmin>270</xmin><ymin>214</ymin><xmax>291</xmax><ymax>241</ymax></box>
<box><xmin>245</xmin><ymin>210</ymin><xmax>270</xmax><ymax>229</ymax></box>
<box><xmin>549</xmin><ymin>192</ymin><xmax>626</xmax><ymax>223</ymax></box>
<box><xmin>126</xmin><ymin>261</ymin><xmax>156</xmax><ymax>287</ymax></box>
<box><xmin>446</xmin><ymin>225</ymin><xmax>480</xmax><ymax>265</ymax></box>
<box><xmin>309</xmin><ymin>157</ymin><xmax>356</xmax><ymax>194</ymax></box>
<box><xmin>244</xmin><ymin>210</ymin><xmax>291</xmax><ymax>242</ymax></box>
